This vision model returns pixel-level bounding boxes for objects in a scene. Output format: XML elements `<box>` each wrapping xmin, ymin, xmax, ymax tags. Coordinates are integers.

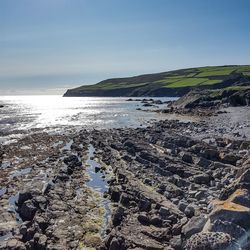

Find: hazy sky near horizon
<box><xmin>1</xmin><ymin>0</ymin><xmax>250</xmax><ymax>95</ymax></box>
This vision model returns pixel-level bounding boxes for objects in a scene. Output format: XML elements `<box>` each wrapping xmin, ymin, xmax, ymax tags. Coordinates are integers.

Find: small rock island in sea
<box><xmin>0</xmin><ymin>65</ymin><xmax>250</xmax><ymax>249</ymax></box>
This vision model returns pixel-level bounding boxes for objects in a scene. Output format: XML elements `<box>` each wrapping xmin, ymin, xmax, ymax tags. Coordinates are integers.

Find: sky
<box><xmin>0</xmin><ymin>0</ymin><xmax>250</xmax><ymax>95</ymax></box>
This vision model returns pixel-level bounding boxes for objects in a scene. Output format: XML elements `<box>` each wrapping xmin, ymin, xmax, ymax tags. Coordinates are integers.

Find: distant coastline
<box><xmin>63</xmin><ymin>65</ymin><xmax>250</xmax><ymax>97</ymax></box>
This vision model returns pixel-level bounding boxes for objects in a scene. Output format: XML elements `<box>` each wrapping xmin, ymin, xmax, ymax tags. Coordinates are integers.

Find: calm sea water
<box><xmin>0</xmin><ymin>96</ymin><xmax>176</xmax><ymax>141</ymax></box>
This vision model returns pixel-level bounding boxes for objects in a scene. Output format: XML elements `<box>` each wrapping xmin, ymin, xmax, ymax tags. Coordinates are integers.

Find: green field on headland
<box><xmin>64</xmin><ymin>65</ymin><xmax>250</xmax><ymax>97</ymax></box>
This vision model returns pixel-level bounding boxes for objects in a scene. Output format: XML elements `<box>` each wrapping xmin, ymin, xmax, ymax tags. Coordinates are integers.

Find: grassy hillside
<box><xmin>64</xmin><ymin>65</ymin><xmax>250</xmax><ymax>97</ymax></box>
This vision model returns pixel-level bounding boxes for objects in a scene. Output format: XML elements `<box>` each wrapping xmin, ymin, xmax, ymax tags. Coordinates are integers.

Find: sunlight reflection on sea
<box><xmin>0</xmin><ymin>95</ymin><xmax>177</xmax><ymax>138</ymax></box>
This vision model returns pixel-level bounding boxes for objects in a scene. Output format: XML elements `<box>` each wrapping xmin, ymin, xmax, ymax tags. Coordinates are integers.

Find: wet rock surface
<box><xmin>0</xmin><ymin>133</ymin><xmax>108</xmax><ymax>249</ymax></box>
<box><xmin>83</xmin><ymin>117</ymin><xmax>249</xmax><ymax>249</ymax></box>
<box><xmin>0</xmin><ymin>105</ymin><xmax>249</xmax><ymax>249</ymax></box>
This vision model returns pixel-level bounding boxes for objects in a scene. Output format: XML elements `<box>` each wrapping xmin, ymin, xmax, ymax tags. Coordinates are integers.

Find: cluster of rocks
<box><xmin>14</xmin><ymin>153</ymin><xmax>86</xmax><ymax>249</ymax></box>
<box><xmin>0</xmin><ymin>133</ymin><xmax>107</xmax><ymax>249</ymax></box>
<box><xmin>0</xmin><ymin>105</ymin><xmax>250</xmax><ymax>249</ymax></box>
<box><xmin>80</xmin><ymin>119</ymin><xmax>250</xmax><ymax>249</ymax></box>
<box><xmin>169</xmin><ymin>88</ymin><xmax>249</xmax><ymax>113</ymax></box>
<box><xmin>140</xmin><ymin>87</ymin><xmax>249</xmax><ymax>118</ymax></box>
<box><xmin>127</xmin><ymin>98</ymin><xmax>171</xmax><ymax>107</ymax></box>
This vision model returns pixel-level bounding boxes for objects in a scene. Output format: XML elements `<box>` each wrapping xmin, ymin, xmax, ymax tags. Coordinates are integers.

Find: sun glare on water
<box><xmin>0</xmin><ymin>95</ymin><xmax>175</xmax><ymax>134</ymax></box>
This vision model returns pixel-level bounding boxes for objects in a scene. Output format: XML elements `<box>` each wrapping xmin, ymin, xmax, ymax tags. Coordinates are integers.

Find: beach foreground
<box><xmin>0</xmin><ymin>102</ymin><xmax>249</xmax><ymax>250</ymax></box>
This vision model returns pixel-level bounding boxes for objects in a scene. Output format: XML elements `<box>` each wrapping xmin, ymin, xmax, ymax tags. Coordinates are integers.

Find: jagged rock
<box><xmin>168</xmin><ymin>214</ymin><xmax>178</xmax><ymax>224</ymax></box>
<box><xmin>193</xmin><ymin>174</ymin><xmax>210</xmax><ymax>185</ymax></box>
<box><xmin>123</xmin><ymin>140</ymin><xmax>136</xmax><ymax>154</ymax></box>
<box><xmin>138</xmin><ymin>198</ymin><xmax>151</xmax><ymax>212</ymax></box>
<box><xmin>63</xmin><ymin>155</ymin><xmax>78</xmax><ymax>164</ymax></box>
<box><xmin>164</xmin><ymin>183</ymin><xmax>183</xmax><ymax>198</ymax></box>
<box><xmin>197</xmin><ymin>157</ymin><xmax>211</xmax><ymax>168</ymax></box>
<box><xmin>169</xmin><ymin>235</ymin><xmax>182</xmax><ymax>250</ymax></box>
<box><xmin>219</xmin><ymin>153</ymin><xmax>240</xmax><ymax>165</ymax></box>
<box><xmin>120</xmin><ymin>193</ymin><xmax>132</xmax><ymax>206</ymax></box>
<box><xmin>137</xmin><ymin>213</ymin><xmax>150</xmax><ymax>225</ymax></box>
<box><xmin>185</xmin><ymin>232</ymin><xmax>240</xmax><ymax>250</ymax></box>
<box><xmin>210</xmin><ymin>189</ymin><xmax>250</xmax><ymax>231</ymax></box>
<box><xmin>159</xmin><ymin>206</ymin><xmax>170</xmax><ymax>217</ymax></box>
<box><xmin>172</xmin><ymin>223</ymin><xmax>183</xmax><ymax>236</ymax></box>
<box><xmin>184</xmin><ymin>205</ymin><xmax>195</xmax><ymax>218</ymax></box>
<box><xmin>182</xmin><ymin>215</ymin><xmax>207</xmax><ymax>239</ymax></box>
<box><xmin>150</xmin><ymin>216</ymin><xmax>163</xmax><ymax>227</ymax></box>
<box><xmin>42</xmin><ymin>181</ymin><xmax>54</xmax><ymax>194</ymax></box>
<box><xmin>229</xmin><ymin>89</ymin><xmax>250</xmax><ymax>106</ymax></box>
<box><xmin>109</xmin><ymin>237</ymin><xmax>120</xmax><ymax>250</ymax></box>
<box><xmin>34</xmin><ymin>216</ymin><xmax>48</xmax><ymax>231</ymax></box>
<box><xmin>178</xmin><ymin>201</ymin><xmax>188</xmax><ymax>212</ymax></box>
<box><xmin>59</xmin><ymin>166</ymin><xmax>69</xmax><ymax>174</ymax></box>
<box><xmin>181</xmin><ymin>153</ymin><xmax>193</xmax><ymax>163</ymax></box>
<box><xmin>56</xmin><ymin>173</ymin><xmax>70</xmax><ymax>181</ymax></box>
<box><xmin>201</xmin><ymin>148</ymin><xmax>219</xmax><ymax>160</ymax></box>
<box><xmin>63</xmin><ymin>155</ymin><xmax>81</xmax><ymax>168</ymax></box>
<box><xmin>25</xmin><ymin>225</ymin><xmax>36</xmax><ymax>242</ymax></box>
<box><xmin>33</xmin><ymin>233</ymin><xmax>47</xmax><ymax>250</ymax></box>
<box><xmin>32</xmin><ymin>196</ymin><xmax>47</xmax><ymax>210</ymax></box>
<box><xmin>110</xmin><ymin>187</ymin><xmax>121</xmax><ymax>202</ymax></box>
<box><xmin>194</xmin><ymin>190</ymin><xmax>206</xmax><ymax>200</ymax></box>
<box><xmin>139</xmin><ymin>151</ymin><xmax>159</xmax><ymax>164</ymax></box>
<box><xmin>18</xmin><ymin>191</ymin><xmax>32</xmax><ymax>205</ymax></box>
<box><xmin>206</xmin><ymin>220</ymin><xmax>248</xmax><ymax>247</ymax></box>
<box><xmin>240</xmin><ymin>141</ymin><xmax>250</xmax><ymax>150</ymax></box>
<box><xmin>19</xmin><ymin>224</ymin><xmax>27</xmax><ymax>236</ymax></box>
<box><xmin>112</xmin><ymin>206</ymin><xmax>125</xmax><ymax>226</ymax></box>
<box><xmin>121</xmin><ymin>154</ymin><xmax>132</xmax><ymax>162</ymax></box>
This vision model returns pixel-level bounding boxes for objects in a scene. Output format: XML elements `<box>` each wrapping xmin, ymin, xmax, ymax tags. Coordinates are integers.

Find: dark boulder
<box><xmin>150</xmin><ymin>216</ymin><xmax>163</xmax><ymax>227</ymax></box>
<box><xmin>201</xmin><ymin>148</ymin><xmax>219</xmax><ymax>160</ymax></box>
<box><xmin>137</xmin><ymin>213</ymin><xmax>150</xmax><ymax>225</ymax></box>
<box><xmin>138</xmin><ymin>198</ymin><xmax>151</xmax><ymax>212</ymax></box>
<box><xmin>193</xmin><ymin>174</ymin><xmax>210</xmax><ymax>185</ymax></box>
<box><xmin>19</xmin><ymin>200</ymin><xmax>37</xmax><ymax>221</ymax></box>
<box><xmin>181</xmin><ymin>153</ymin><xmax>193</xmax><ymax>164</ymax></box>
<box><xmin>110</xmin><ymin>187</ymin><xmax>121</xmax><ymax>202</ymax></box>
<box><xmin>63</xmin><ymin>155</ymin><xmax>82</xmax><ymax>168</ymax></box>
<box><xmin>18</xmin><ymin>191</ymin><xmax>32</xmax><ymax>206</ymax></box>
<box><xmin>112</xmin><ymin>206</ymin><xmax>125</xmax><ymax>226</ymax></box>
<box><xmin>219</xmin><ymin>153</ymin><xmax>240</xmax><ymax>166</ymax></box>
<box><xmin>182</xmin><ymin>215</ymin><xmax>207</xmax><ymax>239</ymax></box>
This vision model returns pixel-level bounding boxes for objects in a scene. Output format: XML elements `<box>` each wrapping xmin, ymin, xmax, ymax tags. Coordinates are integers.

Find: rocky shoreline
<box><xmin>89</xmin><ymin>117</ymin><xmax>250</xmax><ymax>250</ymax></box>
<box><xmin>0</xmin><ymin>101</ymin><xmax>249</xmax><ymax>249</ymax></box>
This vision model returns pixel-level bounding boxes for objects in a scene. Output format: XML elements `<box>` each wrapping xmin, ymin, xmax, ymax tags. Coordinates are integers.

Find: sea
<box><xmin>0</xmin><ymin>95</ymin><xmax>177</xmax><ymax>143</ymax></box>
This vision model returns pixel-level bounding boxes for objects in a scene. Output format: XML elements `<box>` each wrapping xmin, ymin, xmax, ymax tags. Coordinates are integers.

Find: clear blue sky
<box><xmin>0</xmin><ymin>0</ymin><xmax>250</xmax><ymax>95</ymax></box>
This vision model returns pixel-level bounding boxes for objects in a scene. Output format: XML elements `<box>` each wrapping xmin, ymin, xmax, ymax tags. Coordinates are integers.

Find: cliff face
<box><xmin>63</xmin><ymin>65</ymin><xmax>250</xmax><ymax>97</ymax></box>
<box><xmin>171</xmin><ymin>88</ymin><xmax>250</xmax><ymax>110</ymax></box>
